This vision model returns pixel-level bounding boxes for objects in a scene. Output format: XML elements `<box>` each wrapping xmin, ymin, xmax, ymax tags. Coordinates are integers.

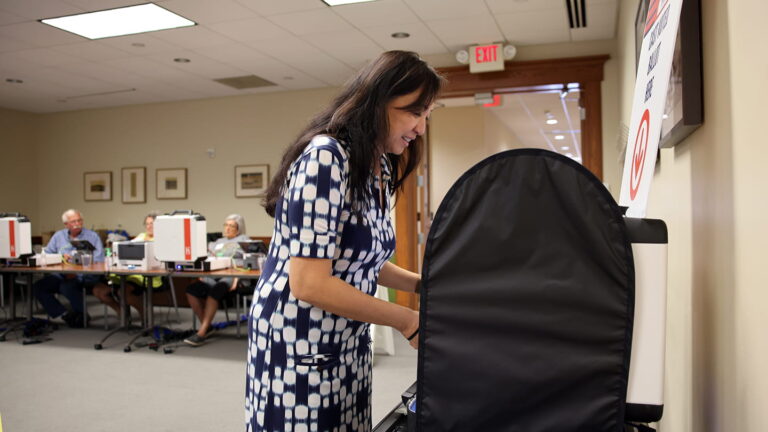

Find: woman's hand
<box><xmin>399</xmin><ymin>308</ymin><xmax>420</xmax><ymax>349</ymax></box>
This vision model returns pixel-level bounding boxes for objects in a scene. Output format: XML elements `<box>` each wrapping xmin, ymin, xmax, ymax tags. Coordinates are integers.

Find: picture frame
<box><xmin>121</xmin><ymin>167</ymin><xmax>146</xmax><ymax>204</ymax></box>
<box><xmin>635</xmin><ymin>0</ymin><xmax>703</xmax><ymax>148</ymax></box>
<box><xmin>235</xmin><ymin>164</ymin><xmax>270</xmax><ymax>198</ymax></box>
<box><xmin>156</xmin><ymin>168</ymin><xmax>187</xmax><ymax>200</ymax></box>
<box><xmin>83</xmin><ymin>171</ymin><xmax>112</xmax><ymax>201</ymax></box>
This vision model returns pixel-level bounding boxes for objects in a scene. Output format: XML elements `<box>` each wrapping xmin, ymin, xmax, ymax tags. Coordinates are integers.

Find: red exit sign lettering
<box><xmin>470</xmin><ymin>43</ymin><xmax>504</xmax><ymax>73</ymax></box>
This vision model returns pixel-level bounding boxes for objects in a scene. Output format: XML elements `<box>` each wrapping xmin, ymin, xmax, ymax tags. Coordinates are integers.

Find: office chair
<box><xmin>375</xmin><ymin>149</ymin><xmax>667</xmax><ymax>432</ymax></box>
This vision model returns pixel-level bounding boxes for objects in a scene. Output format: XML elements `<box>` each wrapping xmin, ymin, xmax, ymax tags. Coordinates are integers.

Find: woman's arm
<box><xmin>377</xmin><ymin>261</ymin><xmax>420</xmax><ymax>293</ymax></box>
<box><xmin>290</xmin><ymin>257</ymin><xmax>419</xmax><ymax>347</ymax></box>
<box><xmin>229</xmin><ymin>277</ymin><xmax>240</xmax><ymax>291</ymax></box>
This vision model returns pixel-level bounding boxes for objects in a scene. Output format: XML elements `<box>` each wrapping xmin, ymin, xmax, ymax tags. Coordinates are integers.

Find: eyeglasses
<box><xmin>223</xmin><ymin>223</ymin><xmax>238</xmax><ymax>229</ymax></box>
<box><xmin>66</xmin><ymin>218</ymin><xmax>83</xmax><ymax>225</ymax></box>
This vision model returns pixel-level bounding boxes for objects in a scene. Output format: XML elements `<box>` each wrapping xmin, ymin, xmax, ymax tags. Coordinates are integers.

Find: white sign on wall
<box><xmin>619</xmin><ymin>0</ymin><xmax>684</xmax><ymax>217</ymax></box>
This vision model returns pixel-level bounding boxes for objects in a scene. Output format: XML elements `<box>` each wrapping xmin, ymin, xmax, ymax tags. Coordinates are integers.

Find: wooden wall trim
<box><xmin>437</xmin><ymin>55</ymin><xmax>610</xmax><ymax>97</ymax></box>
<box><xmin>394</xmin><ymin>172</ymin><xmax>419</xmax><ymax>309</ymax></box>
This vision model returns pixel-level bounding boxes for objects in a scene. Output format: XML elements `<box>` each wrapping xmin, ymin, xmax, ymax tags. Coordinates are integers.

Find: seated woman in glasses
<box><xmin>183</xmin><ymin>213</ymin><xmax>250</xmax><ymax>346</ymax></box>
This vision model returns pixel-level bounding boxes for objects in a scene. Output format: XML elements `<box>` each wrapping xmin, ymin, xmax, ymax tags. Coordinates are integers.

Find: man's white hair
<box><xmin>61</xmin><ymin>209</ymin><xmax>82</xmax><ymax>223</ymax></box>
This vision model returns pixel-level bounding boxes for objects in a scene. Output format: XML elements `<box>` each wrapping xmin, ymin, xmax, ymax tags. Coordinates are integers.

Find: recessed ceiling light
<box><xmin>6</xmin><ymin>78</ymin><xmax>23</xmax><ymax>84</ymax></box>
<box><xmin>566</xmin><ymin>152</ymin><xmax>574</xmax><ymax>157</ymax></box>
<box><xmin>322</xmin><ymin>0</ymin><xmax>378</xmax><ymax>5</ymax></box>
<box><xmin>131</xmin><ymin>42</ymin><xmax>145</xmax><ymax>48</ymax></box>
<box><xmin>561</xmin><ymin>146</ymin><xmax>570</xmax><ymax>150</ymax></box>
<box><xmin>391</xmin><ymin>32</ymin><xmax>410</xmax><ymax>39</ymax></box>
<box><xmin>546</xmin><ymin>118</ymin><xmax>558</xmax><ymax>125</ymax></box>
<box><xmin>40</xmin><ymin>3</ymin><xmax>196</xmax><ymax>40</ymax></box>
<box><xmin>174</xmin><ymin>58</ymin><xmax>191</xmax><ymax>63</ymax></box>
<box><xmin>554</xmin><ymin>135</ymin><xmax>565</xmax><ymax>140</ymax></box>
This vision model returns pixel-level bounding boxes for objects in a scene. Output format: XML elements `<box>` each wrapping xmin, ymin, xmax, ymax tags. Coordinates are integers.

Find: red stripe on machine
<box><xmin>9</xmin><ymin>220</ymin><xmax>16</xmax><ymax>257</ymax></box>
<box><xmin>183</xmin><ymin>218</ymin><xmax>191</xmax><ymax>260</ymax></box>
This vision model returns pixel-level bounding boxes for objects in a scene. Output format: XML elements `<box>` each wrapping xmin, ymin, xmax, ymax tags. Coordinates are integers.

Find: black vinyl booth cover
<box><xmin>416</xmin><ymin>149</ymin><xmax>635</xmax><ymax>432</ymax></box>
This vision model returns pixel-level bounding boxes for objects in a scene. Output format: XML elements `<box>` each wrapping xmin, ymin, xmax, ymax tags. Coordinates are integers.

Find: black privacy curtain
<box><xmin>417</xmin><ymin>149</ymin><xmax>635</xmax><ymax>432</ymax></box>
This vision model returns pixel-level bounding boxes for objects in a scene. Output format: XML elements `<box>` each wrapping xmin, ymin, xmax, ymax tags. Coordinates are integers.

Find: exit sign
<box><xmin>469</xmin><ymin>43</ymin><xmax>504</xmax><ymax>73</ymax></box>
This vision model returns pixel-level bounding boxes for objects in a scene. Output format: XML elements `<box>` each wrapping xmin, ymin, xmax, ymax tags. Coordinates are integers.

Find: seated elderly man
<box><xmin>32</xmin><ymin>209</ymin><xmax>106</xmax><ymax>327</ymax></box>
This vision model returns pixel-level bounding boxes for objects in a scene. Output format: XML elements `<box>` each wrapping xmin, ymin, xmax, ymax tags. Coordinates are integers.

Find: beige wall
<box><xmin>429</xmin><ymin>105</ymin><xmax>486</xmax><ymax>208</ymax></box>
<box><xmin>429</xmin><ymin>105</ymin><xmax>527</xmax><ymax>208</ymax></box>
<box><xmin>24</xmin><ymin>87</ymin><xmax>337</xmax><ymax>236</ymax></box>
<box><xmin>0</xmin><ymin>108</ymin><xmax>39</xmax><ymax>225</ymax></box>
<box><xmin>726</xmin><ymin>1</ymin><xmax>768</xmax><ymax>430</ymax></box>
<box><xmin>617</xmin><ymin>1</ymin><xmax>768</xmax><ymax>431</ymax></box>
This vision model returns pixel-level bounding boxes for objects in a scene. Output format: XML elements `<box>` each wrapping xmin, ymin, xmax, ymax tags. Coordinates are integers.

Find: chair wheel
<box><xmin>94</xmin><ymin>344</ymin><xmax>103</xmax><ymax>350</ymax></box>
<box><xmin>0</xmin><ymin>336</ymin><xmax>6</xmax><ymax>342</ymax></box>
<box><xmin>123</xmin><ymin>346</ymin><xmax>132</xmax><ymax>353</ymax></box>
<box><xmin>163</xmin><ymin>347</ymin><xmax>174</xmax><ymax>354</ymax></box>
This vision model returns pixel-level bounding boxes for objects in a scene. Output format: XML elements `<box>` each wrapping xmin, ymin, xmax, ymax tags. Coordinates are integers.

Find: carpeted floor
<box><xmin>0</xmin><ymin>299</ymin><xmax>417</xmax><ymax>432</ymax></box>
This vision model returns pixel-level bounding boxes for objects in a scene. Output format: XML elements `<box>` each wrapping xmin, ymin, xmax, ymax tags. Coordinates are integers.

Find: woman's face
<box><xmin>144</xmin><ymin>217</ymin><xmax>154</xmax><ymax>236</ymax></box>
<box><xmin>385</xmin><ymin>90</ymin><xmax>435</xmax><ymax>155</ymax></box>
<box><xmin>223</xmin><ymin>219</ymin><xmax>239</xmax><ymax>239</ymax></box>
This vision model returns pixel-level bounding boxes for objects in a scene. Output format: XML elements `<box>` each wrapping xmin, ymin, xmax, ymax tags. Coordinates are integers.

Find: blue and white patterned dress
<box><xmin>246</xmin><ymin>135</ymin><xmax>396</xmax><ymax>432</ymax></box>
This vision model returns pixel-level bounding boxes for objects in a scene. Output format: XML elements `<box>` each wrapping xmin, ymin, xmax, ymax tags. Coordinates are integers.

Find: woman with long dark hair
<box><xmin>246</xmin><ymin>51</ymin><xmax>444</xmax><ymax>431</ymax></box>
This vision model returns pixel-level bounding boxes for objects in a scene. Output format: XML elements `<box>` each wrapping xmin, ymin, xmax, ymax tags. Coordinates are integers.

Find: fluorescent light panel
<box><xmin>41</xmin><ymin>3</ymin><xmax>195</xmax><ymax>40</ymax></box>
<box><xmin>322</xmin><ymin>0</ymin><xmax>378</xmax><ymax>6</ymax></box>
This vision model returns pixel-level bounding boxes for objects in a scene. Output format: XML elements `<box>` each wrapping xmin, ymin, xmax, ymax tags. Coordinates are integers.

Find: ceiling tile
<box><xmin>359</xmin><ymin>22</ymin><xmax>447</xmax><ymax>55</ymax></box>
<box><xmin>300</xmin><ymin>30</ymin><xmax>384</xmax><ymax>67</ymax></box>
<box><xmin>62</xmin><ymin>0</ymin><xmax>147</xmax><ymax>11</ymax></box>
<box><xmin>267</xmin><ymin>9</ymin><xmax>355</xmax><ymax>36</ymax></box>
<box><xmin>485</xmin><ymin>0</ymin><xmax>564</xmax><ymax>14</ymax></box>
<box><xmin>52</xmin><ymin>41</ymin><xmax>131</xmax><ymax>62</ymax></box>
<box><xmin>570</xmin><ymin>0</ymin><xmax>618</xmax><ymax>41</ymax></box>
<box><xmin>0</xmin><ymin>0</ymin><xmax>83</xmax><ymax>20</ymax></box>
<box><xmin>237</xmin><ymin>59</ymin><xmax>327</xmax><ymax>90</ymax></box>
<box><xmin>0</xmin><ymin>21</ymin><xmax>86</xmax><ymax>48</ymax></box>
<box><xmin>4</xmin><ymin>47</ymin><xmax>81</xmax><ymax>67</ymax></box>
<box><xmin>425</xmin><ymin>15</ymin><xmax>505</xmax><ymax>51</ymax></box>
<box><xmin>145</xmin><ymin>50</ymin><xmax>250</xmax><ymax>79</ymax></box>
<box><xmin>236</xmin><ymin>0</ymin><xmax>326</xmax><ymax>17</ymax></box>
<box><xmin>191</xmin><ymin>42</ymin><xmax>272</xmax><ymax>66</ymax></box>
<box><xmin>159</xmin><ymin>0</ymin><xmax>258</xmax><ymax>24</ymax></box>
<box><xmin>331</xmin><ymin>0</ymin><xmax>420</xmax><ymax>28</ymax></box>
<box><xmin>495</xmin><ymin>10</ymin><xmax>571</xmax><ymax>46</ymax></box>
<box><xmin>208</xmin><ymin>17</ymin><xmax>294</xmax><ymax>43</ymax></box>
<box><xmin>103</xmin><ymin>56</ymin><xmax>194</xmax><ymax>81</ymax></box>
<box><xmin>152</xmin><ymin>26</ymin><xmax>238</xmax><ymax>49</ymax></box>
<box><xmin>249</xmin><ymin>35</ymin><xmax>355</xmax><ymax>85</ymax></box>
<box><xmin>0</xmin><ymin>34</ymin><xmax>34</xmax><ymax>52</ymax></box>
<box><xmin>0</xmin><ymin>9</ymin><xmax>28</xmax><ymax>25</ymax></box>
<box><xmin>402</xmin><ymin>0</ymin><xmax>489</xmax><ymax>21</ymax></box>
<box><xmin>98</xmin><ymin>33</ymin><xmax>183</xmax><ymax>55</ymax></box>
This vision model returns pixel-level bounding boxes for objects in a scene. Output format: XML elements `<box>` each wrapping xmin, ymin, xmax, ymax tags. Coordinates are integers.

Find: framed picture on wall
<box><xmin>635</xmin><ymin>0</ymin><xmax>703</xmax><ymax>148</ymax></box>
<box><xmin>83</xmin><ymin>171</ymin><xmax>112</xmax><ymax>201</ymax></box>
<box><xmin>156</xmin><ymin>168</ymin><xmax>187</xmax><ymax>200</ymax></box>
<box><xmin>235</xmin><ymin>164</ymin><xmax>270</xmax><ymax>198</ymax></box>
<box><xmin>121</xmin><ymin>167</ymin><xmax>146</xmax><ymax>204</ymax></box>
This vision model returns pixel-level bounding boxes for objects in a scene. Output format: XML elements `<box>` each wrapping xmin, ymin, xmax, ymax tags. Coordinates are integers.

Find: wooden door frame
<box><xmin>394</xmin><ymin>55</ymin><xmax>610</xmax><ymax>308</ymax></box>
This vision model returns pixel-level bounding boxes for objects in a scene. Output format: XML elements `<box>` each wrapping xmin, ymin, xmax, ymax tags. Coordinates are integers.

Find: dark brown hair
<box><xmin>263</xmin><ymin>50</ymin><xmax>445</xmax><ymax>217</ymax></box>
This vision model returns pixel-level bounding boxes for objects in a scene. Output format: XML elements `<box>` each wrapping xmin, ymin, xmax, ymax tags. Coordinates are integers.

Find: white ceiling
<box><xmin>0</xmin><ymin>0</ymin><xmax>618</xmax><ymax>113</ymax></box>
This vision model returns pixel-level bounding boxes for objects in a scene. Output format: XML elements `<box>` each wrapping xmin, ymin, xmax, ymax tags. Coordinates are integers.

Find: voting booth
<box><xmin>374</xmin><ymin>149</ymin><xmax>667</xmax><ymax>432</ymax></box>
<box><xmin>0</xmin><ymin>213</ymin><xmax>60</xmax><ymax>266</ymax></box>
<box><xmin>0</xmin><ymin>214</ymin><xmax>32</xmax><ymax>260</ymax></box>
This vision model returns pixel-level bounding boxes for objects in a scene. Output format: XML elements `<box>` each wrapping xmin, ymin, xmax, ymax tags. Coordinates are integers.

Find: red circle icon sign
<box><xmin>629</xmin><ymin>109</ymin><xmax>651</xmax><ymax>200</ymax></box>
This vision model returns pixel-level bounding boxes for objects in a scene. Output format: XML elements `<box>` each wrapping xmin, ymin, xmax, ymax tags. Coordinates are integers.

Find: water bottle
<box><xmin>105</xmin><ymin>247</ymin><xmax>112</xmax><ymax>268</ymax></box>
